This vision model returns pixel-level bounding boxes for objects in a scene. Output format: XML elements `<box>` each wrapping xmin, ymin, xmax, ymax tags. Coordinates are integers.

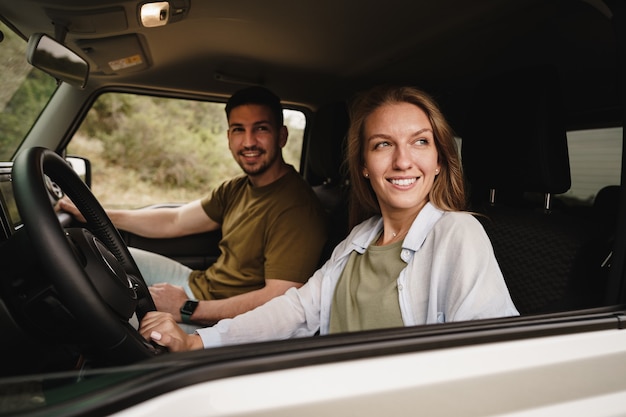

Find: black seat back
<box><xmin>305</xmin><ymin>101</ymin><xmax>350</xmax><ymax>263</ymax></box>
<box><xmin>461</xmin><ymin>67</ymin><xmax>602</xmax><ymax>314</ymax></box>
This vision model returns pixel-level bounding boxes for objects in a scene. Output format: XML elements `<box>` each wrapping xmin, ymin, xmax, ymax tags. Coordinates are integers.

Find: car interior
<box><xmin>0</xmin><ymin>1</ymin><xmax>624</xmax><ymax>414</ymax></box>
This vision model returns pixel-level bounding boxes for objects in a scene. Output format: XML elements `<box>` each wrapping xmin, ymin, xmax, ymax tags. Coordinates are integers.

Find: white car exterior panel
<box><xmin>114</xmin><ymin>329</ymin><xmax>626</xmax><ymax>417</ymax></box>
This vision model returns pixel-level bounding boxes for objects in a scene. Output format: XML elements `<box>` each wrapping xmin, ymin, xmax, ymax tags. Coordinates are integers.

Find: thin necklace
<box><xmin>377</xmin><ymin>229</ymin><xmax>405</xmax><ymax>245</ymax></box>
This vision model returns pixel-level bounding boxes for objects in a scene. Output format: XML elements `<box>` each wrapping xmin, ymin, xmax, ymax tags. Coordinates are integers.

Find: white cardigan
<box><xmin>197</xmin><ymin>202</ymin><xmax>519</xmax><ymax>348</ymax></box>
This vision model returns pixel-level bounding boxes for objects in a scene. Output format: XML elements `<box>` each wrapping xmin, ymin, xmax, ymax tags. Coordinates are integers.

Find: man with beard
<box><xmin>59</xmin><ymin>87</ymin><xmax>328</xmax><ymax>327</ymax></box>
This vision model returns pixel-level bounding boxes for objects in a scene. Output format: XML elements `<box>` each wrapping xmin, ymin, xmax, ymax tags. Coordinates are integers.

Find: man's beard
<box><xmin>238</xmin><ymin>147</ymin><xmax>277</xmax><ymax>177</ymax></box>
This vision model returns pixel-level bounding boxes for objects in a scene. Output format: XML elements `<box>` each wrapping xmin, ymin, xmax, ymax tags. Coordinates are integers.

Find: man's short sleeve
<box><xmin>200</xmin><ymin>176</ymin><xmax>247</xmax><ymax>224</ymax></box>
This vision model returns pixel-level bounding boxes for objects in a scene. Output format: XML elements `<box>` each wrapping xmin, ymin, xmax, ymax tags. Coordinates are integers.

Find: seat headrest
<box><xmin>461</xmin><ymin>67</ymin><xmax>571</xmax><ymax>195</ymax></box>
<box><xmin>306</xmin><ymin>101</ymin><xmax>349</xmax><ymax>184</ymax></box>
<box><xmin>594</xmin><ymin>185</ymin><xmax>620</xmax><ymax>232</ymax></box>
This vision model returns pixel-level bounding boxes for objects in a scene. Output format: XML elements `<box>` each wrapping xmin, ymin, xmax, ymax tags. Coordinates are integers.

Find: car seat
<box><xmin>305</xmin><ymin>101</ymin><xmax>351</xmax><ymax>264</ymax></box>
<box><xmin>461</xmin><ymin>66</ymin><xmax>604</xmax><ymax>314</ymax></box>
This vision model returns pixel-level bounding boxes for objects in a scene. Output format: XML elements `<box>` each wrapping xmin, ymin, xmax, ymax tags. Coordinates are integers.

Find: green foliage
<box><xmin>0</xmin><ymin>25</ymin><xmax>57</xmax><ymax>160</ymax></box>
<box><xmin>78</xmin><ymin>93</ymin><xmax>237</xmax><ymax>190</ymax></box>
<box><xmin>71</xmin><ymin>93</ymin><xmax>304</xmax><ymax>208</ymax></box>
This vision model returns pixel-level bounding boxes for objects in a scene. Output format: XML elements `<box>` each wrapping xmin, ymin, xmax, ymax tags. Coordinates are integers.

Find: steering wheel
<box><xmin>12</xmin><ymin>147</ymin><xmax>164</xmax><ymax>363</ymax></box>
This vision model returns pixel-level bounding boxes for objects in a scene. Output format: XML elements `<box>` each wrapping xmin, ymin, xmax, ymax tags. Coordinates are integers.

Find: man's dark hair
<box><xmin>225</xmin><ymin>86</ymin><xmax>284</xmax><ymax>126</ymax></box>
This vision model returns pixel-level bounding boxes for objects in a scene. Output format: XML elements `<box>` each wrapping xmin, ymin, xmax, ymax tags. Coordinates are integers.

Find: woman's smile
<box><xmin>388</xmin><ymin>177</ymin><xmax>418</xmax><ymax>187</ymax></box>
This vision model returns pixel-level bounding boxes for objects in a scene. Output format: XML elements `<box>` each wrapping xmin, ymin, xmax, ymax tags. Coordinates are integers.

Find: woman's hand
<box><xmin>139</xmin><ymin>311</ymin><xmax>204</xmax><ymax>352</ymax></box>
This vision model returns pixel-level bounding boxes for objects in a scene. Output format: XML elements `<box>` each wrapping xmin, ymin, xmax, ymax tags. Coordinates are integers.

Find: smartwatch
<box><xmin>180</xmin><ymin>300</ymin><xmax>199</xmax><ymax>324</ymax></box>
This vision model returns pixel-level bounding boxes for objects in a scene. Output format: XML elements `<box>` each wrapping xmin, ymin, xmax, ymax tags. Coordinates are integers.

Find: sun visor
<box><xmin>45</xmin><ymin>7</ymin><xmax>128</xmax><ymax>34</ymax></box>
<box><xmin>76</xmin><ymin>35</ymin><xmax>150</xmax><ymax>75</ymax></box>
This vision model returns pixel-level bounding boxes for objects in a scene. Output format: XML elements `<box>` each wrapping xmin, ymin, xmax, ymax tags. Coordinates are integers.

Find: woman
<box><xmin>139</xmin><ymin>85</ymin><xmax>519</xmax><ymax>351</ymax></box>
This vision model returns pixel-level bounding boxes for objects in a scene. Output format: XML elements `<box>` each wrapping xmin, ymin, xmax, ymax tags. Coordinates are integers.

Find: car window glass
<box><xmin>564</xmin><ymin>127</ymin><xmax>623</xmax><ymax>204</ymax></box>
<box><xmin>67</xmin><ymin>92</ymin><xmax>305</xmax><ymax>209</ymax></box>
<box><xmin>0</xmin><ymin>21</ymin><xmax>57</xmax><ymax>161</ymax></box>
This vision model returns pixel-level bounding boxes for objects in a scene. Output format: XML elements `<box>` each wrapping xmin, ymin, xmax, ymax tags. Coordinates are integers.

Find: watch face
<box><xmin>182</xmin><ymin>300</ymin><xmax>199</xmax><ymax>314</ymax></box>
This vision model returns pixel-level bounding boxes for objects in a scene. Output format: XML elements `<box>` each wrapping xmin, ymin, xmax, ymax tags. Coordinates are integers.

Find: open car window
<box><xmin>67</xmin><ymin>92</ymin><xmax>306</xmax><ymax>208</ymax></box>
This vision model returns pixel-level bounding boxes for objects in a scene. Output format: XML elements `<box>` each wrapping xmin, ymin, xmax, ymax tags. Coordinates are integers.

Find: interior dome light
<box><xmin>140</xmin><ymin>2</ymin><xmax>170</xmax><ymax>27</ymax></box>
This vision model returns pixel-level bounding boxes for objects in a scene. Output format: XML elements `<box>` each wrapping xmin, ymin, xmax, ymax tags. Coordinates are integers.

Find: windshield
<box><xmin>0</xmin><ymin>20</ymin><xmax>57</xmax><ymax>161</ymax></box>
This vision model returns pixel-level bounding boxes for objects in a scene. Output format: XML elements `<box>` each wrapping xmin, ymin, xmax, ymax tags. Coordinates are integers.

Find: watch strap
<box><xmin>180</xmin><ymin>300</ymin><xmax>199</xmax><ymax>324</ymax></box>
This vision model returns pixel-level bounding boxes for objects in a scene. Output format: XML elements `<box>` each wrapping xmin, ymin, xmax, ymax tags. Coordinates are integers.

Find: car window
<box><xmin>564</xmin><ymin>127</ymin><xmax>623</xmax><ymax>205</ymax></box>
<box><xmin>67</xmin><ymin>92</ymin><xmax>306</xmax><ymax>209</ymax></box>
<box><xmin>0</xmin><ymin>20</ymin><xmax>57</xmax><ymax>161</ymax></box>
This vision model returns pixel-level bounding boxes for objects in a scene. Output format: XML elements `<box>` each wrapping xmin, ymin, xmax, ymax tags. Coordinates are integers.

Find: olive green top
<box><xmin>329</xmin><ymin>236</ymin><xmax>405</xmax><ymax>333</ymax></box>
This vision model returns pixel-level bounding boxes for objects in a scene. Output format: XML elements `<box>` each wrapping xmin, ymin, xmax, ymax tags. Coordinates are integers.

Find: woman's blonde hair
<box><xmin>346</xmin><ymin>85</ymin><xmax>467</xmax><ymax>228</ymax></box>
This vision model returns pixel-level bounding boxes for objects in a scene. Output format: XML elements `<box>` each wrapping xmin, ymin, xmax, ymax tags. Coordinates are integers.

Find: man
<box><xmin>59</xmin><ymin>86</ymin><xmax>328</xmax><ymax>326</ymax></box>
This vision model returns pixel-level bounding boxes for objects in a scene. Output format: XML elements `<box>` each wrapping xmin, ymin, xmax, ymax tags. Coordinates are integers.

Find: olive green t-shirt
<box><xmin>189</xmin><ymin>166</ymin><xmax>328</xmax><ymax>300</ymax></box>
<box><xmin>329</xmin><ymin>237</ymin><xmax>405</xmax><ymax>333</ymax></box>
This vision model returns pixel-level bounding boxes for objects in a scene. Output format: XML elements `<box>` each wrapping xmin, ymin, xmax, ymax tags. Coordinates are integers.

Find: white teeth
<box><xmin>390</xmin><ymin>178</ymin><xmax>416</xmax><ymax>186</ymax></box>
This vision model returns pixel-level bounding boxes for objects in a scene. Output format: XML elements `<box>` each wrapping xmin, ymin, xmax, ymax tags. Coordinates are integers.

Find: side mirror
<box><xmin>66</xmin><ymin>156</ymin><xmax>92</xmax><ymax>188</ymax></box>
<box><xmin>26</xmin><ymin>33</ymin><xmax>89</xmax><ymax>89</ymax></box>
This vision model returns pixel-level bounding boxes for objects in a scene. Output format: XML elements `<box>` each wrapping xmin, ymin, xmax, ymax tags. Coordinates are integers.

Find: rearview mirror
<box><xmin>26</xmin><ymin>33</ymin><xmax>89</xmax><ymax>89</ymax></box>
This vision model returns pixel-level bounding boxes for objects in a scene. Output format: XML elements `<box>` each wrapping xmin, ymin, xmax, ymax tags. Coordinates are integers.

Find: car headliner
<box><xmin>0</xmin><ymin>0</ymin><xmax>620</xmax><ymax>131</ymax></box>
